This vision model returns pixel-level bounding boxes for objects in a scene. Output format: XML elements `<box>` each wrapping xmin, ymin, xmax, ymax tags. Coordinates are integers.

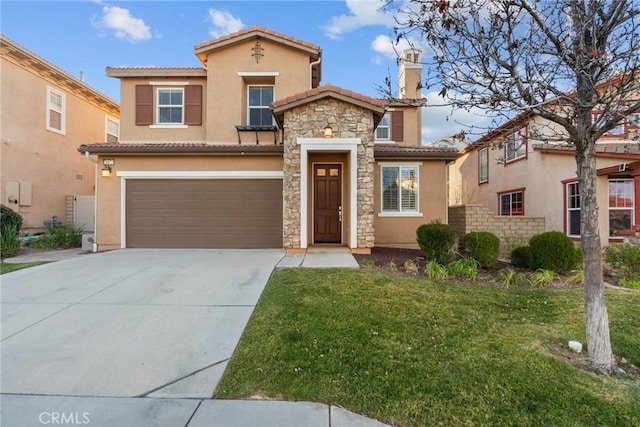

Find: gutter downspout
<box><xmin>83</xmin><ymin>151</ymin><xmax>99</xmax><ymax>252</ymax></box>
<box><xmin>309</xmin><ymin>57</ymin><xmax>321</xmax><ymax>88</ymax></box>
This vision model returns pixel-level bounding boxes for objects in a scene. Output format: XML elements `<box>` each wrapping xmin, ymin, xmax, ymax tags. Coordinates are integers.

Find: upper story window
<box><xmin>478</xmin><ymin>147</ymin><xmax>488</xmax><ymax>183</ymax></box>
<box><xmin>135</xmin><ymin>84</ymin><xmax>202</xmax><ymax>128</ymax></box>
<box><xmin>157</xmin><ymin>88</ymin><xmax>183</xmax><ymax>124</ymax></box>
<box><xmin>106</xmin><ymin>117</ymin><xmax>119</xmax><ymax>142</ymax></box>
<box><xmin>566</xmin><ymin>181</ymin><xmax>581</xmax><ymax>237</ymax></box>
<box><xmin>609</xmin><ymin>179</ymin><xmax>634</xmax><ymax>236</ymax></box>
<box><xmin>381</xmin><ymin>164</ymin><xmax>420</xmax><ymax>215</ymax></box>
<box><xmin>47</xmin><ymin>86</ymin><xmax>65</xmax><ymax>134</ymax></box>
<box><xmin>376</xmin><ymin>113</ymin><xmax>391</xmax><ymax>140</ymax></box>
<box><xmin>499</xmin><ymin>189</ymin><xmax>524</xmax><ymax>216</ymax></box>
<box><xmin>248</xmin><ymin>85</ymin><xmax>274</xmax><ymax>127</ymax></box>
<box><xmin>504</xmin><ymin>127</ymin><xmax>527</xmax><ymax>163</ymax></box>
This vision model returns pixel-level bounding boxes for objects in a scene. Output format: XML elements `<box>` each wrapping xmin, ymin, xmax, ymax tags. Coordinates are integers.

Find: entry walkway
<box><xmin>277</xmin><ymin>246</ymin><xmax>360</xmax><ymax>268</ymax></box>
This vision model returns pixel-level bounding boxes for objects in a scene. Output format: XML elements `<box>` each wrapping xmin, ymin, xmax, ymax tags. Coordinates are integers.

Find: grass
<box><xmin>0</xmin><ymin>261</ymin><xmax>49</xmax><ymax>274</ymax></box>
<box><xmin>216</xmin><ymin>268</ymin><xmax>640</xmax><ymax>427</ymax></box>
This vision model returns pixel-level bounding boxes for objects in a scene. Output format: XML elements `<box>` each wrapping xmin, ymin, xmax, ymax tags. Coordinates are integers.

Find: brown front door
<box><xmin>314</xmin><ymin>164</ymin><xmax>342</xmax><ymax>243</ymax></box>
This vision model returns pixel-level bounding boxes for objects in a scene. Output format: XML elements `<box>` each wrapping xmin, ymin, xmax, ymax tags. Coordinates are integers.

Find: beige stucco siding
<box><xmin>205</xmin><ymin>39</ymin><xmax>316</xmax><ymax>143</ymax></box>
<box><xmin>94</xmin><ymin>155</ymin><xmax>283</xmax><ymax>250</ymax></box>
<box><xmin>118</xmin><ymin>77</ymin><xmax>207</xmax><ymax>142</ymax></box>
<box><xmin>1</xmin><ymin>55</ymin><xmax>118</xmax><ymax>231</ymax></box>
<box><xmin>374</xmin><ymin>160</ymin><xmax>449</xmax><ymax>247</ymax></box>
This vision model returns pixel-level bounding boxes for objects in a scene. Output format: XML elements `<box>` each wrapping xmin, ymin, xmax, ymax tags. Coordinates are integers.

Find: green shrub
<box><xmin>446</xmin><ymin>257</ymin><xmax>479</xmax><ymax>280</ymax></box>
<box><xmin>529</xmin><ymin>231</ymin><xmax>578</xmax><ymax>273</ymax></box>
<box><xmin>496</xmin><ymin>268</ymin><xmax>529</xmax><ymax>288</ymax></box>
<box><xmin>416</xmin><ymin>220</ymin><xmax>458</xmax><ymax>265</ymax></box>
<box><xmin>530</xmin><ymin>269</ymin><xmax>557</xmax><ymax>288</ymax></box>
<box><xmin>358</xmin><ymin>259</ymin><xmax>375</xmax><ymax>269</ymax></box>
<box><xmin>510</xmin><ymin>246</ymin><xmax>530</xmax><ymax>268</ymax></box>
<box><xmin>31</xmin><ymin>224</ymin><xmax>83</xmax><ymax>249</ymax></box>
<box><xmin>403</xmin><ymin>258</ymin><xmax>420</xmax><ymax>275</ymax></box>
<box><xmin>465</xmin><ymin>231</ymin><xmax>500</xmax><ymax>269</ymax></box>
<box><xmin>425</xmin><ymin>261</ymin><xmax>449</xmax><ymax>281</ymax></box>
<box><xmin>1</xmin><ymin>205</ymin><xmax>23</xmax><ymax>231</ymax></box>
<box><xmin>565</xmin><ymin>269</ymin><xmax>584</xmax><ymax>286</ymax></box>
<box><xmin>0</xmin><ymin>224</ymin><xmax>20</xmax><ymax>259</ymax></box>
<box><xmin>604</xmin><ymin>244</ymin><xmax>640</xmax><ymax>287</ymax></box>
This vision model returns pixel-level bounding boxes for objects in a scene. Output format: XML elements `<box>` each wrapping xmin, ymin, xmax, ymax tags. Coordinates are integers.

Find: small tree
<box><xmin>391</xmin><ymin>0</ymin><xmax>640</xmax><ymax>374</ymax></box>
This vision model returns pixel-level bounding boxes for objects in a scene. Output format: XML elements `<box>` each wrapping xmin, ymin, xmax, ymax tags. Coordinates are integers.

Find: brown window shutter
<box><xmin>391</xmin><ymin>110</ymin><xmax>404</xmax><ymax>141</ymax></box>
<box><xmin>184</xmin><ymin>85</ymin><xmax>202</xmax><ymax>125</ymax></box>
<box><xmin>135</xmin><ymin>85</ymin><xmax>153</xmax><ymax>125</ymax></box>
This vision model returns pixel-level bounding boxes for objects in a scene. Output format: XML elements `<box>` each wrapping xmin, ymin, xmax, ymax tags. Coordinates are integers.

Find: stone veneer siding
<box><xmin>282</xmin><ymin>98</ymin><xmax>376</xmax><ymax>249</ymax></box>
<box><xmin>448</xmin><ymin>204</ymin><xmax>545</xmax><ymax>255</ymax></box>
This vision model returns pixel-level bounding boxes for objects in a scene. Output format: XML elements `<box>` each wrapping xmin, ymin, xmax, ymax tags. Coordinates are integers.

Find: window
<box><xmin>499</xmin><ymin>190</ymin><xmax>524</xmax><ymax>216</ymax></box>
<box><xmin>609</xmin><ymin>179</ymin><xmax>634</xmax><ymax>236</ymax></box>
<box><xmin>46</xmin><ymin>86</ymin><xmax>65</xmax><ymax>134</ymax></box>
<box><xmin>567</xmin><ymin>182</ymin><xmax>581</xmax><ymax>237</ymax></box>
<box><xmin>479</xmin><ymin>147</ymin><xmax>488</xmax><ymax>183</ymax></box>
<box><xmin>594</xmin><ymin>112</ymin><xmax>625</xmax><ymax>135</ymax></box>
<box><xmin>248</xmin><ymin>86</ymin><xmax>274</xmax><ymax>126</ymax></box>
<box><xmin>505</xmin><ymin>127</ymin><xmax>527</xmax><ymax>163</ymax></box>
<box><xmin>376</xmin><ymin>113</ymin><xmax>391</xmax><ymax>140</ymax></box>
<box><xmin>157</xmin><ymin>88</ymin><xmax>183</xmax><ymax>124</ymax></box>
<box><xmin>106</xmin><ymin>117</ymin><xmax>119</xmax><ymax>142</ymax></box>
<box><xmin>381</xmin><ymin>165</ymin><xmax>419</xmax><ymax>213</ymax></box>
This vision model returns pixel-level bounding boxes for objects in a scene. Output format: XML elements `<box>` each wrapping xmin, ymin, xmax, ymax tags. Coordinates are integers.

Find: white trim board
<box><xmin>116</xmin><ymin>171</ymin><xmax>284</xmax><ymax>179</ymax></box>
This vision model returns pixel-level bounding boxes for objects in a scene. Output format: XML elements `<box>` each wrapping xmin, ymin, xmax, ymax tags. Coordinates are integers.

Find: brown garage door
<box><xmin>125</xmin><ymin>179</ymin><xmax>283</xmax><ymax>248</ymax></box>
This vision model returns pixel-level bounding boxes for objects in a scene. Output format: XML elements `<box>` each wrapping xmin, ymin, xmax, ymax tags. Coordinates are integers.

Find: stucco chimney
<box><xmin>398</xmin><ymin>48</ymin><xmax>423</xmax><ymax>99</ymax></box>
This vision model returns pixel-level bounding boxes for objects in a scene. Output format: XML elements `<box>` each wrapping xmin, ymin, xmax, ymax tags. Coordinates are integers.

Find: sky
<box><xmin>1</xmin><ymin>0</ymin><xmax>490</xmax><ymax>143</ymax></box>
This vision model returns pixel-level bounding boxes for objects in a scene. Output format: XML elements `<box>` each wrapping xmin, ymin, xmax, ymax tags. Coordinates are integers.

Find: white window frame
<box><xmin>46</xmin><ymin>86</ymin><xmax>66</xmax><ymax>134</ymax></box>
<box><xmin>106</xmin><ymin>116</ymin><xmax>119</xmax><ymax>142</ymax></box>
<box><xmin>608</xmin><ymin>179</ymin><xmax>634</xmax><ymax>236</ymax></box>
<box><xmin>505</xmin><ymin>127</ymin><xmax>527</xmax><ymax>163</ymax></box>
<box><xmin>375</xmin><ymin>113</ymin><xmax>391</xmax><ymax>141</ymax></box>
<box><xmin>566</xmin><ymin>181</ymin><xmax>581</xmax><ymax>237</ymax></box>
<box><xmin>379</xmin><ymin>163</ymin><xmax>422</xmax><ymax>217</ymax></box>
<box><xmin>247</xmin><ymin>85</ymin><xmax>275</xmax><ymax>127</ymax></box>
<box><xmin>156</xmin><ymin>88</ymin><xmax>184</xmax><ymax>125</ymax></box>
<box><xmin>499</xmin><ymin>190</ymin><xmax>524</xmax><ymax>216</ymax></box>
<box><xmin>478</xmin><ymin>147</ymin><xmax>488</xmax><ymax>183</ymax></box>
<box><xmin>594</xmin><ymin>112</ymin><xmax>626</xmax><ymax>135</ymax></box>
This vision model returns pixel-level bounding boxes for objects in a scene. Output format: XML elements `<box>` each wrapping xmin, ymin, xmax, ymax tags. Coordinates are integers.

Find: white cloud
<box><xmin>323</xmin><ymin>0</ymin><xmax>395</xmax><ymax>39</ymax></box>
<box><xmin>208</xmin><ymin>8</ymin><xmax>245</xmax><ymax>38</ymax></box>
<box><xmin>371</xmin><ymin>34</ymin><xmax>426</xmax><ymax>59</ymax></box>
<box><xmin>421</xmin><ymin>91</ymin><xmax>493</xmax><ymax>144</ymax></box>
<box><xmin>93</xmin><ymin>6</ymin><xmax>152</xmax><ymax>42</ymax></box>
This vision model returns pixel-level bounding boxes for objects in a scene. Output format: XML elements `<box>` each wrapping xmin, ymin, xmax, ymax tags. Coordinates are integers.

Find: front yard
<box><xmin>216</xmin><ymin>268</ymin><xmax>640</xmax><ymax>427</ymax></box>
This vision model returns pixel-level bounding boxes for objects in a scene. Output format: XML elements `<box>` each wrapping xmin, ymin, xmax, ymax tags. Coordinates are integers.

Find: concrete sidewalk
<box><xmin>2</xmin><ymin>395</ymin><xmax>389</xmax><ymax>427</ymax></box>
<box><xmin>277</xmin><ymin>246</ymin><xmax>360</xmax><ymax>268</ymax></box>
<box><xmin>3</xmin><ymin>247</ymin><xmax>91</xmax><ymax>263</ymax></box>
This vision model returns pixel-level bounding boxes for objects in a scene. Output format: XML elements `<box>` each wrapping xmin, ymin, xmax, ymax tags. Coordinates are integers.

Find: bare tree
<box><xmin>390</xmin><ymin>0</ymin><xmax>640</xmax><ymax>374</ymax></box>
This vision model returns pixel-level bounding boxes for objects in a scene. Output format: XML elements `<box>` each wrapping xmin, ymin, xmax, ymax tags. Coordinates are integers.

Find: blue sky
<box><xmin>1</xmin><ymin>0</ymin><xmax>488</xmax><ymax>143</ymax></box>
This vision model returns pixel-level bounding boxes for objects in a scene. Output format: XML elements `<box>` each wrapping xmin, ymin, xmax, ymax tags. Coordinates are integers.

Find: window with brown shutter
<box><xmin>185</xmin><ymin>85</ymin><xmax>202</xmax><ymax>125</ymax></box>
<box><xmin>391</xmin><ymin>110</ymin><xmax>404</xmax><ymax>141</ymax></box>
<box><xmin>135</xmin><ymin>85</ymin><xmax>153</xmax><ymax>125</ymax></box>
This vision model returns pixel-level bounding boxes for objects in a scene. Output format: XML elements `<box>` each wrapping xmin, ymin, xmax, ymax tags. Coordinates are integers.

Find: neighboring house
<box><xmin>78</xmin><ymin>26</ymin><xmax>459</xmax><ymax>253</ymax></box>
<box><xmin>449</xmin><ymin>108</ymin><xmax>640</xmax><ymax>245</ymax></box>
<box><xmin>1</xmin><ymin>35</ymin><xmax>120</xmax><ymax>233</ymax></box>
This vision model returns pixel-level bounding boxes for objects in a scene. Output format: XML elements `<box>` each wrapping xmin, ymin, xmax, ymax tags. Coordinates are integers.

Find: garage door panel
<box><xmin>126</xmin><ymin>179</ymin><xmax>282</xmax><ymax>248</ymax></box>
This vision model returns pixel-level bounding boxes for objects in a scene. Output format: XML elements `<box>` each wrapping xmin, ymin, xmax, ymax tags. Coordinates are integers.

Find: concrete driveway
<box><xmin>1</xmin><ymin>249</ymin><xmax>284</xmax><ymax>399</ymax></box>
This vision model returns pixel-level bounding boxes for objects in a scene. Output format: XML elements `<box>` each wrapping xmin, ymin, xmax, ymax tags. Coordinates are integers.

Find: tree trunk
<box><xmin>576</xmin><ymin>145</ymin><xmax>617</xmax><ymax>375</ymax></box>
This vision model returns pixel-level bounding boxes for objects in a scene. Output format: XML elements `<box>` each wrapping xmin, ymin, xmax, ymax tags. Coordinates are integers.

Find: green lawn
<box><xmin>216</xmin><ymin>268</ymin><xmax>640</xmax><ymax>427</ymax></box>
<box><xmin>0</xmin><ymin>261</ymin><xmax>49</xmax><ymax>274</ymax></box>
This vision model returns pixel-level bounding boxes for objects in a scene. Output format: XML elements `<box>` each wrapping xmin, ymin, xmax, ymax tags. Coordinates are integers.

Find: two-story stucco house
<box><xmin>1</xmin><ymin>35</ymin><xmax>120</xmax><ymax>233</ymax></box>
<box><xmin>449</xmin><ymin>108</ymin><xmax>640</xmax><ymax>246</ymax></box>
<box><xmin>79</xmin><ymin>26</ymin><xmax>459</xmax><ymax>253</ymax></box>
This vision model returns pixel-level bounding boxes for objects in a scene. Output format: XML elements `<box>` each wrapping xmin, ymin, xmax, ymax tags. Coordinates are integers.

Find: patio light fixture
<box><xmin>323</xmin><ymin>125</ymin><xmax>333</xmax><ymax>138</ymax></box>
<box><xmin>101</xmin><ymin>159</ymin><xmax>115</xmax><ymax>177</ymax></box>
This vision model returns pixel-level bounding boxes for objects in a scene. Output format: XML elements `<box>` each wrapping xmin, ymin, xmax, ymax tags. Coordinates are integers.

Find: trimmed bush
<box><xmin>416</xmin><ymin>220</ymin><xmax>458</xmax><ymax>265</ymax></box>
<box><xmin>604</xmin><ymin>243</ymin><xmax>640</xmax><ymax>287</ymax></box>
<box><xmin>529</xmin><ymin>231</ymin><xmax>578</xmax><ymax>273</ymax></box>
<box><xmin>1</xmin><ymin>224</ymin><xmax>20</xmax><ymax>259</ymax></box>
<box><xmin>30</xmin><ymin>224</ymin><xmax>83</xmax><ymax>249</ymax></box>
<box><xmin>1</xmin><ymin>205</ymin><xmax>23</xmax><ymax>231</ymax></box>
<box><xmin>510</xmin><ymin>246</ymin><xmax>530</xmax><ymax>268</ymax></box>
<box><xmin>465</xmin><ymin>231</ymin><xmax>500</xmax><ymax>269</ymax></box>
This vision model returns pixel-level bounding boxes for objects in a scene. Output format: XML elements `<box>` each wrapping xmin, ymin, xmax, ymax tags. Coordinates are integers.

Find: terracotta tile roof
<box><xmin>533</xmin><ymin>142</ymin><xmax>640</xmax><ymax>158</ymax></box>
<box><xmin>78</xmin><ymin>143</ymin><xmax>283</xmax><ymax>155</ymax></box>
<box><xmin>374</xmin><ymin>144</ymin><xmax>461</xmax><ymax>159</ymax></box>
<box><xmin>272</xmin><ymin>84</ymin><xmax>385</xmax><ymax>110</ymax></box>
<box><xmin>105</xmin><ymin>67</ymin><xmax>207</xmax><ymax>77</ymax></box>
<box><xmin>194</xmin><ymin>26</ymin><xmax>320</xmax><ymax>54</ymax></box>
